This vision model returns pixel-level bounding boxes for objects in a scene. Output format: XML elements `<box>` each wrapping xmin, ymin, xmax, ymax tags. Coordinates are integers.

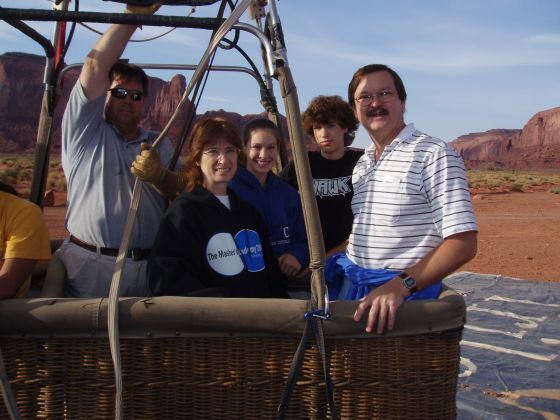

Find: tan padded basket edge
<box><xmin>0</xmin><ymin>288</ymin><xmax>465</xmax><ymax>419</ymax></box>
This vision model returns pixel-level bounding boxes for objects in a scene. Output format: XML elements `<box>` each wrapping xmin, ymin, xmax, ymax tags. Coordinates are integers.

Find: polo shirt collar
<box><xmin>364</xmin><ymin>123</ymin><xmax>416</xmax><ymax>164</ymax></box>
<box><xmin>110</xmin><ymin>124</ymin><xmax>153</xmax><ymax>144</ymax></box>
<box><xmin>390</xmin><ymin>123</ymin><xmax>415</xmax><ymax>146</ymax></box>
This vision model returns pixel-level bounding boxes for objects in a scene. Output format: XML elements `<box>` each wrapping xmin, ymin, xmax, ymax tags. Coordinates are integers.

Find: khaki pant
<box><xmin>56</xmin><ymin>238</ymin><xmax>150</xmax><ymax>298</ymax></box>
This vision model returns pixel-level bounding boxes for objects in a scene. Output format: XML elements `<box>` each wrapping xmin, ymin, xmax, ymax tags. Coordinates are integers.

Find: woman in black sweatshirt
<box><xmin>148</xmin><ymin>118</ymin><xmax>288</xmax><ymax>298</ymax></box>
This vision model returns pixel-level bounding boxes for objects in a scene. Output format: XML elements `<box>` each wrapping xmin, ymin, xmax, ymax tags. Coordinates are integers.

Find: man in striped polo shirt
<box><xmin>345</xmin><ymin>64</ymin><xmax>478</xmax><ymax>333</ymax></box>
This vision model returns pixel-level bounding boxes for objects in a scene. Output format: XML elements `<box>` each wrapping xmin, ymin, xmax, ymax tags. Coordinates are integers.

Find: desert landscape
<box><xmin>39</xmin><ymin>179</ymin><xmax>560</xmax><ymax>284</ymax></box>
<box><xmin>2</xmin><ymin>52</ymin><xmax>560</xmax><ymax>285</ymax></box>
<box><xmin>461</xmin><ymin>190</ymin><xmax>559</xmax><ymax>282</ymax></box>
<box><xmin>2</xmin><ymin>149</ymin><xmax>559</xmax><ymax>284</ymax></box>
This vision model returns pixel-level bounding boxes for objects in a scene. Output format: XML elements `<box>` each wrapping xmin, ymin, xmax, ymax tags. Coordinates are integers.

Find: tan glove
<box><xmin>131</xmin><ymin>142</ymin><xmax>166</xmax><ymax>184</ymax></box>
<box><xmin>124</xmin><ymin>2</ymin><xmax>161</xmax><ymax>29</ymax></box>
<box><xmin>124</xmin><ymin>2</ymin><xmax>161</xmax><ymax>15</ymax></box>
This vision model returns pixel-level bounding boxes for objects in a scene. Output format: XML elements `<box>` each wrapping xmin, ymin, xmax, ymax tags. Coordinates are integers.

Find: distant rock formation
<box><xmin>0</xmin><ymin>52</ymin><xmax>290</xmax><ymax>155</ymax></box>
<box><xmin>450</xmin><ymin>129</ymin><xmax>521</xmax><ymax>168</ymax></box>
<box><xmin>0</xmin><ymin>53</ymin><xmax>45</xmax><ymax>152</ymax></box>
<box><xmin>450</xmin><ymin>108</ymin><xmax>560</xmax><ymax>169</ymax></box>
<box><xmin>2</xmin><ymin>52</ymin><xmax>558</xmax><ymax>169</ymax></box>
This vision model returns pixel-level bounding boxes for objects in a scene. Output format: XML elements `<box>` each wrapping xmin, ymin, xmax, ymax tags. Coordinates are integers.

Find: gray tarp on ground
<box><xmin>446</xmin><ymin>272</ymin><xmax>560</xmax><ymax>419</ymax></box>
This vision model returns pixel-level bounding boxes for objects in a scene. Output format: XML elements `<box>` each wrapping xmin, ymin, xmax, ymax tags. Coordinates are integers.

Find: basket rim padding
<box><xmin>0</xmin><ymin>286</ymin><xmax>464</xmax><ymax>339</ymax></box>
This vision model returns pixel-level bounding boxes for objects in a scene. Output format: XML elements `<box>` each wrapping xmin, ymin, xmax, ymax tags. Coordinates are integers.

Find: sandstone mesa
<box><xmin>1</xmin><ymin>52</ymin><xmax>559</xmax><ymax>169</ymax></box>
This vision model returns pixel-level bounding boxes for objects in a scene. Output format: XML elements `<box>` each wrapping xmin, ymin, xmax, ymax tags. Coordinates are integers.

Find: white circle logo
<box><xmin>206</xmin><ymin>232</ymin><xmax>244</xmax><ymax>276</ymax></box>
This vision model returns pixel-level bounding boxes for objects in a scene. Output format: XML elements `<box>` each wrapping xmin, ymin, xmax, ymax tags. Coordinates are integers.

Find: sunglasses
<box><xmin>108</xmin><ymin>87</ymin><xmax>144</xmax><ymax>102</ymax></box>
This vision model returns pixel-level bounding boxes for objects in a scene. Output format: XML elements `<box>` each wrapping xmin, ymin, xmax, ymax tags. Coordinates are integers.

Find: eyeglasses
<box><xmin>202</xmin><ymin>147</ymin><xmax>240</xmax><ymax>159</ymax></box>
<box><xmin>108</xmin><ymin>87</ymin><xmax>144</xmax><ymax>102</ymax></box>
<box><xmin>354</xmin><ymin>89</ymin><xmax>396</xmax><ymax>107</ymax></box>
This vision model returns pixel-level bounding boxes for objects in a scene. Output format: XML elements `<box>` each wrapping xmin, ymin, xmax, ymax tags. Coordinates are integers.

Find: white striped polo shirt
<box><xmin>346</xmin><ymin>123</ymin><xmax>478</xmax><ymax>270</ymax></box>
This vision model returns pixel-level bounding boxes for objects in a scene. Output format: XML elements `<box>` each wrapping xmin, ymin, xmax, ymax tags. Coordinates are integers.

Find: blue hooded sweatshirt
<box><xmin>230</xmin><ymin>167</ymin><xmax>309</xmax><ymax>267</ymax></box>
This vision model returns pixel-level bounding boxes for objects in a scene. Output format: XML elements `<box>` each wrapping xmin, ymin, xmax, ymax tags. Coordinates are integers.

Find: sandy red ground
<box><xmin>43</xmin><ymin>190</ymin><xmax>560</xmax><ymax>283</ymax></box>
<box><xmin>461</xmin><ymin>191</ymin><xmax>560</xmax><ymax>282</ymax></box>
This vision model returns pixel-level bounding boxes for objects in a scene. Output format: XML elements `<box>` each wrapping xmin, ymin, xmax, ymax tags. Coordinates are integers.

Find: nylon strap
<box><xmin>312</xmin><ymin>316</ymin><xmax>338</xmax><ymax>419</ymax></box>
<box><xmin>276</xmin><ymin>314</ymin><xmax>338</xmax><ymax>420</ymax></box>
<box><xmin>276</xmin><ymin>315</ymin><xmax>313</xmax><ymax>419</ymax></box>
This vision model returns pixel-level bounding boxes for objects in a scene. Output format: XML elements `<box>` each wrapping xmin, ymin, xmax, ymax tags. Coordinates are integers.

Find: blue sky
<box><xmin>1</xmin><ymin>0</ymin><xmax>559</xmax><ymax>149</ymax></box>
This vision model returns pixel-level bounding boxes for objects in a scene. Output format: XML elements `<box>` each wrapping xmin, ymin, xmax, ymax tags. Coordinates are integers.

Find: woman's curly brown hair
<box><xmin>301</xmin><ymin>95</ymin><xmax>359</xmax><ymax>146</ymax></box>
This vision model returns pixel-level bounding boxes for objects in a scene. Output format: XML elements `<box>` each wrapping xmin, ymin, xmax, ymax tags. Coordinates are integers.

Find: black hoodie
<box><xmin>148</xmin><ymin>186</ymin><xmax>288</xmax><ymax>298</ymax></box>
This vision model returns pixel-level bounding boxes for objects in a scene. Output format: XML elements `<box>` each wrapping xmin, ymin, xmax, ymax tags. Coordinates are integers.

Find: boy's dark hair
<box><xmin>301</xmin><ymin>95</ymin><xmax>359</xmax><ymax>147</ymax></box>
<box><xmin>109</xmin><ymin>61</ymin><xmax>149</xmax><ymax>95</ymax></box>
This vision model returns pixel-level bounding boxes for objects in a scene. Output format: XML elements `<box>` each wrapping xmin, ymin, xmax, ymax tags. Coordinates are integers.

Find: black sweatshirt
<box><xmin>148</xmin><ymin>186</ymin><xmax>288</xmax><ymax>298</ymax></box>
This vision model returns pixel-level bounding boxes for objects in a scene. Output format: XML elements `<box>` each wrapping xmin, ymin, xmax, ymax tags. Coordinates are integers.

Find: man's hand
<box><xmin>296</xmin><ymin>266</ymin><xmax>311</xmax><ymax>278</ymax></box>
<box><xmin>278</xmin><ymin>253</ymin><xmax>302</xmax><ymax>277</ymax></box>
<box><xmin>353</xmin><ymin>277</ymin><xmax>408</xmax><ymax>334</ymax></box>
<box><xmin>131</xmin><ymin>142</ymin><xmax>166</xmax><ymax>184</ymax></box>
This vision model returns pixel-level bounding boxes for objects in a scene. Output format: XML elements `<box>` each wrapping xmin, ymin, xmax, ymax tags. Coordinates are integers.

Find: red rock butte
<box><xmin>1</xmin><ymin>52</ymin><xmax>559</xmax><ymax>169</ymax></box>
<box><xmin>449</xmin><ymin>108</ymin><xmax>560</xmax><ymax>170</ymax></box>
<box><xmin>0</xmin><ymin>52</ymin><xmax>290</xmax><ymax>154</ymax></box>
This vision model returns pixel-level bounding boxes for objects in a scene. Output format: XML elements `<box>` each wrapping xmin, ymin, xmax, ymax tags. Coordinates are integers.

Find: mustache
<box><xmin>365</xmin><ymin>107</ymin><xmax>389</xmax><ymax>118</ymax></box>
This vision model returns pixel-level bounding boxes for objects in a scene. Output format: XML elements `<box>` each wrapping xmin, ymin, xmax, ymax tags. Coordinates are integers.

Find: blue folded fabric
<box><xmin>324</xmin><ymin>253</ymin><xmax>442</xmax><ymax>301</ymax></box>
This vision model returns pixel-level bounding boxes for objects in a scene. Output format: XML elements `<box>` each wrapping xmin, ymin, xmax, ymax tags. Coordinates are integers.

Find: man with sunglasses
<box><xmin>58</xmin><ymin>3</ymin><xmax>182</xmax><ymax>297</ymax></box>
<box><xmin>327</xmin><ymin>64</ymin><xmax>478</xmax><ymax>334</ymax></box>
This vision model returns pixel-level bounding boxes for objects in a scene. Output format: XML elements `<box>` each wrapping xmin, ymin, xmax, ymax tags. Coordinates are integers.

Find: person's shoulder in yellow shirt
<box><xmin>0</xmin><ymin>184</ymin><xmax>51</xmax><ymax>298</ymax></box>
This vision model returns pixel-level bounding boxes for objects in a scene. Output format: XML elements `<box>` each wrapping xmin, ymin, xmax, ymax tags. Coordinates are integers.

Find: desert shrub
<box><xmin>509</xmin><ymin>183</ymin><xmax>524</xmax><ymax>192</ymax></box>
<box><xmin>46</xmin><ymin>172</ymin><xmax>67</xmax><ymax>191</ymax></box>
<box><xmin>1</xmin><ymin>158</ymin><xmax>17</xmax><ymax>167</ymax></box>
<box><xmin>0</xmin><ymin>168</ymin><xmax>19</xmax><ymax>185</ymax></box>
<box><xmin>17</xmin><ymin>168</ymin><xmax>33</xmax><ymax>183</ymax></box>
<box><xmin>467</xmin><ymin>169</ymin><xmax>560</xmax><ymax>191</ymax></box>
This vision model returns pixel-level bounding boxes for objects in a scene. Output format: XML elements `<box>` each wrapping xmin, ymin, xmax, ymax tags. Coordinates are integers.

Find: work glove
<box><xmin>124</xmin><ymin>2</ymin><xmax>161</xmax><ymax>15</ymax></box>
<box><xmin>124</xmin><ymin>2</ymin><xmax>161</xmax><ymax>29</ymax></box>
<box><xmin>131</xmin><ymin>142</ymin><xmax>166</xmax><ymax>184</ymax></box>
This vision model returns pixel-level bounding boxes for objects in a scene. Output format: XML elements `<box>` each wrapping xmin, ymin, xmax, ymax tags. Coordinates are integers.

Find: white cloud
<box><xmin>154</xmin><ymin>29</ymin><xmax>204</xmax><ymax>48</ymax></box>
<box><xmin>286</xmin><ymin>32</ymin><xmax>560</xmax><ymax>72</ymax></box>
<box><xmin>202</xmin><ymin>95</ymin><xmax>231</xmax><ymax>103</ymax></box>
<box><xmin>526</xmin><ymin>33</ymin><xmax>560</xmax><ymax>44</ymax></box>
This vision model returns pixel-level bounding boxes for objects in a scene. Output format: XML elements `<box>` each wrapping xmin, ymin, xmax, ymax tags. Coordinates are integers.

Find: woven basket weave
<box><xmin>0</xmin><ymin>290</ymin><xmax>464</xmax><ymax>419</ymax></box>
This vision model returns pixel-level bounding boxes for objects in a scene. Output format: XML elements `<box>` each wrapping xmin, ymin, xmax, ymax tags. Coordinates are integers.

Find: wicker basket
<box><xmin>0</xmin><ymin>288</ymin><xmax>465</xmax><ymax>419</ymax></box>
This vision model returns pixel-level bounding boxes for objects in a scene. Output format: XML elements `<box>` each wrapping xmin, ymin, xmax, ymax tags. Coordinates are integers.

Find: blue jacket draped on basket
<box><xmin>324</xmin><ymin>253</ymin><xmax>442</xmax><ymax>301</ymax></box>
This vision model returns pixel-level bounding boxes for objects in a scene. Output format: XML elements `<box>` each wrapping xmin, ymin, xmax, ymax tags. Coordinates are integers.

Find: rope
<box><xmin>274</xmin><ymin>52</ymin><xmax>336</xmax><ymax>417</ymax></box>
<box><xmin>106</xmin><ymin>2</ymin><xmax>255</xmax><ymax>419</ymax></box>
<box><xmin>168</xmin><ymin>0</ymin><xmax>227</xmax><ymax>171</ymax></box>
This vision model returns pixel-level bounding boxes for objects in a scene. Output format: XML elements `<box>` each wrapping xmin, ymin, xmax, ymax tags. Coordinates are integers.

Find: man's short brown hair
<box><xmin>109</xmin><ymin>61</ymin><xmax>149</xmax><ymax>95</ymax></box>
